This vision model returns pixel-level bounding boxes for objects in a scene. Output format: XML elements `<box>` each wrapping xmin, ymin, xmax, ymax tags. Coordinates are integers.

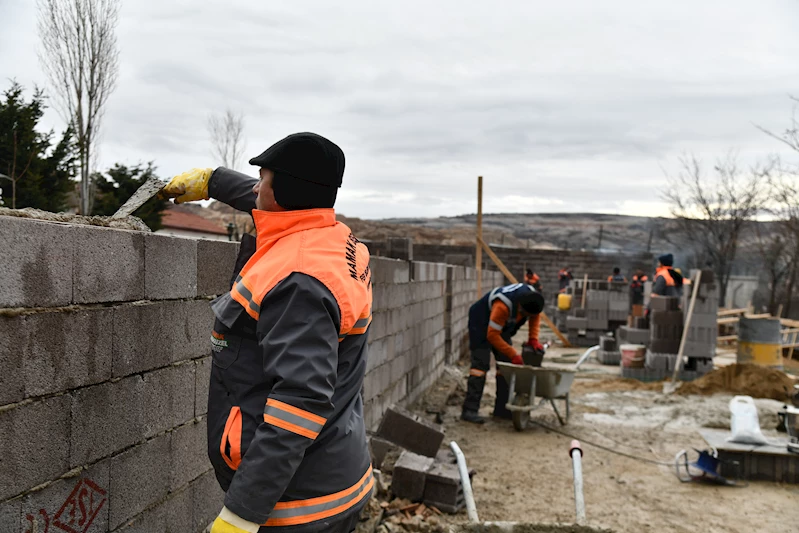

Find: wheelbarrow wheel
<box><xmin>512</xmin><ymin>394</ymin><xmax>530</xmax><ymax>431</ymax></box>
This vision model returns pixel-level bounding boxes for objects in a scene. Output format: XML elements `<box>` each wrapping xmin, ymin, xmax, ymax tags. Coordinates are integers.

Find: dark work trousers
<box><xmin>463</xmin><ymin>336</ymin><xmax>514</xmax><ymax>418</ymax></box>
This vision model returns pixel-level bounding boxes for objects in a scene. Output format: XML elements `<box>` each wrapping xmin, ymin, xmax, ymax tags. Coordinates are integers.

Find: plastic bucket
<box><xmin>558</xmin><ymin>293</ymin><xmax>573</xmax><ymax>311</ymax></box>
<box><xmin>619</xmin><ymin>344</ymin><xmax>646</xmax><ymax>368</ymax></box>
<box><xmin>737</xmin><ymin>317</ymin><xmax>783</xmax><ymax>369</ymax></box>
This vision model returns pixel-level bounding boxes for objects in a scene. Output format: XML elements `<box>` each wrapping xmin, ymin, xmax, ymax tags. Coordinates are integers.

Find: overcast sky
<box><xmin>2</xmin><ymin>0</ymin><xmax>799</xmax><ymax>219</ymax></box>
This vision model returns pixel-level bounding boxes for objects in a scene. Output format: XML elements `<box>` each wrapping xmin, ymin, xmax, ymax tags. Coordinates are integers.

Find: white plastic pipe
<box><xmin>570</xmin><ymin>440</ymin><xmax>586</xmax><ymax>525</ymax></box>
<box><xmin>574</xmin><ymin>345</ymin><xmax>599</xmax><ymax>370</ymax></box>
<box><xmin>450</xmin><ymin>441</ymin><xmax>479</xmax><ymax>523</ymax></box>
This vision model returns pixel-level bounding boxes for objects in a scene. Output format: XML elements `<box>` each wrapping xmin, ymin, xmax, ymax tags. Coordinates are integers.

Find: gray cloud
<box><xmin>2</xmin><ymin>0</ymin><xmax>799</xmax><ymax>219</ymax></box>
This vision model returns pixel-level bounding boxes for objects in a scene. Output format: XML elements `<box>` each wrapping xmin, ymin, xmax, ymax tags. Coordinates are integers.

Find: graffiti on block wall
<box><xmin>24</xmin><ymin>478</ymin><xmax>107</xmax><ymax>533</ymax></box>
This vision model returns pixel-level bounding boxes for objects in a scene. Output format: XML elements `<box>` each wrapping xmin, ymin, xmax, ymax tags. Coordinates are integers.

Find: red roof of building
<box><xmin>161</xmin><ymin>206</ymin><xmax>229</xmax><ymax>235</ymax></box>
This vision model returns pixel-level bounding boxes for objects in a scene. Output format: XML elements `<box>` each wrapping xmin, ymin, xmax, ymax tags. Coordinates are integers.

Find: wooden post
<box><xmin>581</xmin><ymin>274</ymin><xmax>589</xmax><ymax>309</ymax></box>
<box><xmin>777</xmin><ymin>304</ymin><xmax>784</xmax><ymax>318</ymax></box>
<box><xmin>478</xmin><ymin>236</ymin><xmax>571</xmax><ymax>347</ymax></box>
<box><xmin>476</xmin><ymin>176</ymin><xmax>483</xmax><ymax>298</ymax></box>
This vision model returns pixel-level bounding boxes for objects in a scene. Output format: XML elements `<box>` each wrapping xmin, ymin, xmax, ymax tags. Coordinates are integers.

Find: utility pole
<box><xmin>647</xmin><ymin>226</ymin><xmax>654</xmax><ymax>253</ymax></box>
<box><xmin>476</xmin><ymin>176</ymin><xmax>483</xmax><ymax>298</ymax></box>
<box><xmin>597</xmin><ymin>224</ymin><xmax>603</xmax><ymax>249</ymax></box>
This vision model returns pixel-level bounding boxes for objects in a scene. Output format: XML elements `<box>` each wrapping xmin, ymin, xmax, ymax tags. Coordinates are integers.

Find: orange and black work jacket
<box><xmin>652</xmin><ymin>266</ymin><xmax>682</xmax><ymax>298</ymax></box>
<box><xmin>207</xmin><ymin>168</ymin><xmax>373</xmax><ymax>531</ymax></box>
<box><xmin>468</xmin><ymin>283</ymin><xmax>541</xmax><ymax>360</ymax></box>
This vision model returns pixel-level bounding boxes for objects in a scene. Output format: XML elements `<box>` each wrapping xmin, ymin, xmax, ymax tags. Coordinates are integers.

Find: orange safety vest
<box><xmin>655</xmin><ymin>266</ymin><xmax>676</xmax><ymax>287</ymax></box>
<box><xmin>231</xmin><ymin>209</ymin><xmax>372</xmax><ymax>339</ymax></box>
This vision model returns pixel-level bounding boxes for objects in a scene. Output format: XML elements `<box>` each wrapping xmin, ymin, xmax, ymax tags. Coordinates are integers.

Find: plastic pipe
<box><xmin>450</xmin><ymin>441</ymin><xmax>479</xmax><ymax>523</ymax></box>
<box><xmin>574</xmin><ymin>345</ymin><xmax>599</xmax><ymax>370</ymax></box>
<box><xmin>570</xmin><ymin>439</ymin><xmax>586</xmax><ymax>525</ymax></box>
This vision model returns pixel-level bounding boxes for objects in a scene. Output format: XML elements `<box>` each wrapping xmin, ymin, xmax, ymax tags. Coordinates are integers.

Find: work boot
<box><xmin>492</xmin><ymin>409</ymin><xmax>513</xmax><ymax>421</ymax></box>
<box><xmin>461</xmin><ymin>410</ymin><xmax>485</xmax><ymax>424</ymax></box>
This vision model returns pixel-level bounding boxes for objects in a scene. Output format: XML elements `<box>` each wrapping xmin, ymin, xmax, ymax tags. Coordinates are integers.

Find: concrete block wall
<box><xmin>411</xmin><ymin>243</ymin><xmax>654</xmax><ymax>300</ymax></box>
<box><xmin>362</xmin><ymin>258</ymin><xmax>503</xmax><ymax>430</ymax></box>
<box><xmin>0</xmin><ymin>216</ymin><xmax>234</xmax><ymax>533</ymax></box>
<box><xmin>1</xmin><ymin>216</ymin><xmax>501</xmax><ymax>531</ymax></box>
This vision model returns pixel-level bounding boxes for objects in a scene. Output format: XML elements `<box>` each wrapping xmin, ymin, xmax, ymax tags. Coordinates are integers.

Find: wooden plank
<box><xmin>476</xmin><ymin>176</ymin><xmax>483</xmax><ymax>299</ymax></box>
<box><xmin>477</xmin><ymin>236</ymin><xmax>571</xmax><ymax>348</ymax></box>
<box><xmin>669</xmin><ymin>270</ymin><xmax>702</xmax><ymax>386</ymax></box>
<box><xmin>717</xmin><ymin>308</ymin><xmax>748</xmax><ymax>317</ymax></box>
<box><xmin>790</xmin><ymin>331</ymin><xmax>798</xmax><ymax>360</ymax></box>
<box><xmin>717</xmin><ymin>317</ymin><xmax>740</xmax><ymax>325</ymax></box>
<box><xmin>717</xmin><ymin>335</ymin><xmax>738</xmax><ymax>342</ymax></box>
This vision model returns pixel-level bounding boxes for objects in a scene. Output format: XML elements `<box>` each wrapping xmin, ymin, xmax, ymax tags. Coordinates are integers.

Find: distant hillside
<box><xmin>189</xmin><ymin>202</ymin><xmax>768</xmax><ymax>275</ymax></box>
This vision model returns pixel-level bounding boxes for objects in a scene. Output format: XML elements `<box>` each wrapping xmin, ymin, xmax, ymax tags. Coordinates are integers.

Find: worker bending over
<box><xmin>462</xmin><ymin>283</ymin><xmax>545</xmax><ymax>424</ymax></box>
<box><xmin>162</xmin><ymin>133</ymin><xmax>372</xmax><ymax>533</ymax></box>
<box><xmin>652</xmin><ymin>253</ymin><xmax>683</xmax><ymax>298</ymax></box>
<box><xmin>607</xmin><ymin>267</ymin><xmax>627</xmax><ymax>283</ymax></box>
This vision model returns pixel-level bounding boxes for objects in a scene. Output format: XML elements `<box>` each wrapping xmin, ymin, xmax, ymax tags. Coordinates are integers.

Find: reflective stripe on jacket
<box><xmin>206</xmin><ymin>169</ymin><xmax>373</xmax><ymax>531</ymax></box>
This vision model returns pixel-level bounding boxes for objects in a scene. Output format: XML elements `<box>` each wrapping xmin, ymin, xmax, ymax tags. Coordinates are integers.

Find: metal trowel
<box><xmin>111</xmin><ymin>177</ymin><xmax>166</xmax><ymax>219</ymax></box>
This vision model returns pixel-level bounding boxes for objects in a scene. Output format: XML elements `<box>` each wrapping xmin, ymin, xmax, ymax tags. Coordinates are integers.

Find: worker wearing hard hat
<box><xmin>162</xmin><ymin>133</ymin><xmax>372</xmax><ymax>533</ymax></box>
<box><xmin>462</xmin><ymin>283</ymin><xmax>546</xmax><ymax>424</ymax></box>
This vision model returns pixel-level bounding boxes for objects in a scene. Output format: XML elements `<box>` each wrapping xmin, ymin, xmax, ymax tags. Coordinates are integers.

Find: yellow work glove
<box><xmin>210</xmin><ymin>507</ymin><xmax>260</xmax><ymax>533</ymax></box>
<box><xmin>161</xmin><ymin>167</ymin><xmax>214</xmax><ymax>204</ymax></box>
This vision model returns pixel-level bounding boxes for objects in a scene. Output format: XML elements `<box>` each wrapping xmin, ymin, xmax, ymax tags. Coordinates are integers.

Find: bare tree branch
<box><xmin>37</xmin><ymin>0</ymin><xmax>119</xmax><ymax>215</ymax></box>
<box><xmin>207</xmin><ymin>109</ymin><xmax>246</xmax><ymax>170</ymax></box>
<box><xmin>661</xmin><ymin>152</ymin><xmax>768</xmax><ymax>305</ymax></box>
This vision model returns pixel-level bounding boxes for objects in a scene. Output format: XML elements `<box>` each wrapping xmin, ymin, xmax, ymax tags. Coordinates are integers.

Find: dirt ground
<box><xmin>394</xmin><ymin>340</ymin><xmax>799</xmax><ymax>533</ymax></box>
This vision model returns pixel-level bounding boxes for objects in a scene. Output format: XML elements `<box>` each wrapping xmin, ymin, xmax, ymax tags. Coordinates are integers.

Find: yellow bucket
<box><xmin>557</xmin><ymin>293</ymin><xmax>572</xmax><ymax>311</ymax></box>
<box><xmin>737</xmin><ymin>317</ymin><xmax>783</xmax><ymax>369</ymax></box>
<box><xmin>737</xmin><ymin>342</ymin><xmax>783</xmax><ymax>369</ymax></box>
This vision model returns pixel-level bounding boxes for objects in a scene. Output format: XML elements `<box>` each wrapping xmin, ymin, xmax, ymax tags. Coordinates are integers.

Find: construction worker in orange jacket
<box><xmin>524</xmin><ymin>269</ymin><xmax>542</xmax><ymax>291</ymax></box>
<box><xmin>630</xmin><ymin>270</ymin><xmax>648</xmax><ymax>305</ymax></box>
<box><xmin>652</xmin><ymin>253</ymin><xmax>683</xmax><ymax>298</ymax></box>
<box><xmin>162</xmin><ymin>133</ymin><xmax>372</xmax><ymax>533</ymax></box>
<box><xmin>462</xmin><ymin>283</ymin><xmax>545</xmax><ymax>424</ymax></box>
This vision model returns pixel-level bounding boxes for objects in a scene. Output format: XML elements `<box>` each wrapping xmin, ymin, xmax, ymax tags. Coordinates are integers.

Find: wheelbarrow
<box><xmin>497</xmin><ymin>362</ymin><xmax>575</xmax><ymax>431</ymax></box>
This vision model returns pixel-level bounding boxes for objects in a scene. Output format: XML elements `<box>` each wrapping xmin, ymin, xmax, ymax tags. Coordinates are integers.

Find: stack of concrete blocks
<box><xmin>680</xmin><ymin>270</ymin><xmax>718</xmax><ymax>365</ymax></box>
<box><xmin>0</xmin><ymin>216</ymin><xmax>238</xmax><ymax>532</ymax></box>
<box><xmin>649</xmin><ymin>297</ymin><xmax>683</xmax><ymax>355</ymax></box>
<box><xmin>597</xmin><ymin>335</ymin><xmax>620</xmax><ymax>365</ymax></box>
<box><xmin>586</xmin><ymin>289</ymin><xmax>610</xmax><ymax>331</ymax></box>
<box><xmin>607</xmin><ymin>288</ymin><xmax>630</xmax><ymax>323</ymax></box>
<box><xmin>372</xmin><ymin>407</ymin><xmax>466</xmax><ymax>513</ymax></box>
<box><xmin>616</xmin><ymin>324</ymin><xmax>651</xmax><ymax>346</ymax></box>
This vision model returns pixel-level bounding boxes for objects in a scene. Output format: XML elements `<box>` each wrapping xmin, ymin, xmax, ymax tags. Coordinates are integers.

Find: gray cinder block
<box><xmin>377</xmin><ymin>407</ymin><xmax>444</xmax><ymax>458</ymax></box>
<box><xmin>190</xmin><ymin>470</ymin><xmax>225</xmax><ymax>531</ymax></box>
<box><xmin>0</xmin><ymin>315</ymin><xmax>26</xmax><ymax>405</ymax></box>
<box><xmin>21</xmin><ymin>460</ymin><xmax>110</xmax><ymax>533</ymax></box>
<box><xmin>392</xmin><ymin>451</ymin><xmax>434</xmax><ymax>502</ymax></box>
<box><xmin>108</xmin><ymin>434</ymin><xmax>171</xmax><ymax>529</ymax></box>
<box><xmin>195</xmin><ymin>357</ymin><xmax>211</xmax><ymax>417</ymax></box>
<box><xmin>23</xmin><ymin>308</ymin><xmax>113</xmax><ymax>397</ymax></box>
<box><xmin>197</xmin><ymin>239</ymin><xmax>238</xmax><ymax>296</ymax></box>
<box><xmin>169</xmin><ymin>418</ymin><xmax>208</xmax><ymax>492</ymax></box>
<box><xmin>72</xmin><ymin>225</ymin><xmax>145</xmax><ymax>304</ymax></box>
<box><xmin>71</xmin><ymin>365</ymin><xmax>194</xmax><ymax>466</ymax></box>
<box><xmin>144</xmin><ymin>233</ymin><xmax>198</xmax><ymax>300</ymax></box>
<box><xmin>424</xmin><ymin>462</ymin><xmax>464</xmax><ymax>514</ymax></box>
<box><xmin>0</xmin><ymin>395</ymin><xmax>71</xmax><ymax>500</ymax></box>
<box><xmin>0</xmin><ymin>217</ymin><xmax>74</xmax><ymax>308</ymax></box>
